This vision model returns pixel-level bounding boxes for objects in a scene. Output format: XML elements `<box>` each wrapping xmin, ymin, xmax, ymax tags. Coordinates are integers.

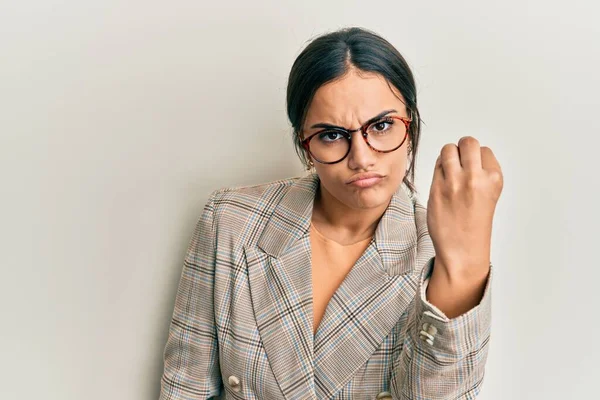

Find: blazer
<box><xmin>159</xmin><ymin>172</ymin><xmax>493</xmax><ymax>400</ymax></box>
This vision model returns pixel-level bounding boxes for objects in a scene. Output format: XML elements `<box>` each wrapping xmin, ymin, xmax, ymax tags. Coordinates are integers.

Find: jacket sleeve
<box><xmin>390</xmin><ymin>256</ymin><xmax>493</xmax><ymax>400</ymax></box>
<box><xmin>159</xmin><ymin>190</ymin><xmax>222</xmax><ymax>400</ymax></box>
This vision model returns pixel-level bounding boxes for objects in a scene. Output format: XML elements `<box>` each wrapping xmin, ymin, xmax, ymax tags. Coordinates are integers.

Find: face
<box><xmin>302</xmin><ymin>69</ymin><xmax>411</xmax><ymax>210</ymax></box>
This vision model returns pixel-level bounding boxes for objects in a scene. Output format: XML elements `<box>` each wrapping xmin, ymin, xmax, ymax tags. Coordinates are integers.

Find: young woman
<box><xmin>159</xmin><ymin>27</ymin><xmax>503</xmax><ymax>400</ymax></box>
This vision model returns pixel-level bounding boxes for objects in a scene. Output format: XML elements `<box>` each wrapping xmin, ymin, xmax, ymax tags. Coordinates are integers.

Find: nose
<box><xmin>346</xmin><ymin>130</ymin><xmax>376</xmax><ymax>170</ymax></box>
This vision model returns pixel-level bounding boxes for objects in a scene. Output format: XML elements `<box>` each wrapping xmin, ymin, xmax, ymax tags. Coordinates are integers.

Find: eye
<box><xmin>318</xmin><ymin>130</ymin><xmax>345</xmax><ymax>143</ymax></box>
<box><xmin>370</xmin><ymin>118</ymin><xmax>394</xmax><ymax>133</ymax></box>
<box><xmin>367</xmin><ymin>117</ymin><xmax>395</xmax><ymax>136</ymax></box>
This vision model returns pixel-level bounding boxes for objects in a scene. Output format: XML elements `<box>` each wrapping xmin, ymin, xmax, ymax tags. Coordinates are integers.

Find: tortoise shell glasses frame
<box><xmin>301</xmin><ymin>115</ymin><xmax>412</xmax><ymax>165</ymax></box>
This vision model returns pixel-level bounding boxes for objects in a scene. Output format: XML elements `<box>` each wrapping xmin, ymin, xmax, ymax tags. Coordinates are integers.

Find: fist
<box><xmin>427</xmin><ymin>136</ymin><xmax>504</xmax><ymax>280</ymax></box>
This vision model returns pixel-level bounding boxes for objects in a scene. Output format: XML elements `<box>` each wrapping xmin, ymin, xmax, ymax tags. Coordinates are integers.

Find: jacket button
<box><xmin>419</xmin><ymin>322</ymin><xmax>438</xmax><ymax>346</ymax></box>
<box><xmin>376</xmin><ymin>391</ymin><xmax>393</xmax><ymax>399</ymax></box>
<box><xmin>228</xmin><ymin>375</ymin><xmax>241</xmax><ymax>392</ymax></box>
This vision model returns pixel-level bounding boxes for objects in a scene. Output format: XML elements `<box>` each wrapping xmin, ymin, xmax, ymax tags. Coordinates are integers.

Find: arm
<box><xmin>159</xmin><ymin>190</ymin><xmax>222</xmax><ymax>400</ymax></box>
<box><xmin>388</xmin><ymin>136</ymin><xmax>502</xmax><ymax>399</ymax></box>
<box><xmin>389</xmin><ymin>256</ymin><xmax>493</xmax><ymax>399</ymax></box>
<box><xmin>426</xmin><ymin>257</ymin><xmax>491</xmax><ymax>319</ymax></box>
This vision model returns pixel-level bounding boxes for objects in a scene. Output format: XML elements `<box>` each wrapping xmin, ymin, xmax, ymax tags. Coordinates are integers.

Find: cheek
<box><xmin>380</xmin><ymin>152</ymin><xmax>406</xmax><ymax>175</ymax></box>
<box><xmin>383</xmin><ymin>155</ymin><xmax>409</xmax><ymax>190</ymax></box>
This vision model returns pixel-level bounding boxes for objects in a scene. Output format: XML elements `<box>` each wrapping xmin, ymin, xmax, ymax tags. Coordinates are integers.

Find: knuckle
<box><xmin>489</xmin><ymin>170</ymin><xmax>504</xmax><ymax>187</ymax></box>
<box><xmin>446</xmin><ymin>179</ymin><xmax>461</xmax><ymax>195</ymax></box>
<box><xmin>465</xmin><ymin>176</ymin><xmax>480</xmax><ymax>191</ymax></box>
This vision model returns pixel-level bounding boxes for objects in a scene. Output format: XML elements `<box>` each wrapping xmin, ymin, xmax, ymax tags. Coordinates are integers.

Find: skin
<box><xmin>302</xmin><ymin>68</ymin><xmax>504</xmax><ymax>319</ymax></box>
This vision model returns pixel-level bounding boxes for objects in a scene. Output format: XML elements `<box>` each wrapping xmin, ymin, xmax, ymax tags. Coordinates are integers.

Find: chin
<box><xmin>344</xmin><ymin>186</ymin><xmax>391</xmax><ymax>209</ymax></box>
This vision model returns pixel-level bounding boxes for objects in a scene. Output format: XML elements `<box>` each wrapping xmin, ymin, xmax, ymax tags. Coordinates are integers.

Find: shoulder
<box><xmin>203</xmin><ymin>175</ymin><xmax>304</xmax><ymax>245</ymax></box>
<box><xmin>209</xmin><ymin>175</ymin><xmax>301</xmax><ymax>212</ymax></box>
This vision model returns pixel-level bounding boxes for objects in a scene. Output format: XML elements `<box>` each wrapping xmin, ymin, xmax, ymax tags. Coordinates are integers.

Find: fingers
<box><xmin>481</xmin><ymin>146</ymin><xmax>504</xmax><ymax>193</ymax></box>
<box><xmin>457</xmin><ymin>136</ymin><xmax>482</xmax><ymax>171</ymax></box>
<box><xmin>440</xmin><ymin>143</ymin><xmax>461</xmax><ymax>177</ymax></box>
<box><xmin>437</xmin><ymin>137</ymin><xmax>500</xmax><ymax>181</ymax></box>
<box><xmin>481</xmin><ymin>146</ymin><xmax>501</xmax><ymax>172</ymax></box>
<box><xmin>432</xmin><ymin>154</ymin><xmax>445</xmax><ymax>184</ymax></box>
<box><xmin>433</xmin><ymin>138</ymin><xmax>504</xmax><ymax>201</ymax></box>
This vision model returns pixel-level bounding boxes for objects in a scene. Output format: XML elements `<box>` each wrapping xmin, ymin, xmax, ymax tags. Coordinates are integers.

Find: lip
<box><xmin>347</xmin><ymin>173</ymin><xmax>385</xmax><ymax>188</ymax></box>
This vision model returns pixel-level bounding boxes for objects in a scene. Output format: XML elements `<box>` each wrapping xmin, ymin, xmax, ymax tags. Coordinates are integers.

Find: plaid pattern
<box><xmin>159</xmin><ymin>173</ymin><xmax>493</xmax><ymax>400</ymax></box>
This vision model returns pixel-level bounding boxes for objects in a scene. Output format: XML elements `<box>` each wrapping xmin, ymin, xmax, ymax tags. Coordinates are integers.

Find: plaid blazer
<box><xmin>159</xmin><ymin>172</ymin><xmax>493</xmax><ymax>400</ymax></box>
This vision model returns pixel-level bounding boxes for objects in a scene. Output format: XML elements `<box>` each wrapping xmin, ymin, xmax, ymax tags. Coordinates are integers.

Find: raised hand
<box><xmin>425</xmin><ymin>136</ymin><xmax>503</xmax><ymax>317</ymax></box>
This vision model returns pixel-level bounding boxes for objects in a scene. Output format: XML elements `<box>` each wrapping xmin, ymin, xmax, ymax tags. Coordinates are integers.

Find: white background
<box><xmin>1</xmin><ymin>1</ymin><xmax>599</xmax><ymax>399</ymax></box>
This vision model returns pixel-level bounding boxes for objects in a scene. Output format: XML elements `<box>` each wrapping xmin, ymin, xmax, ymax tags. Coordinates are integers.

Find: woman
<box><xmin>159</xmin><ymin>27</ymin><xmax>503</xmax><ymax>400</ymax></box>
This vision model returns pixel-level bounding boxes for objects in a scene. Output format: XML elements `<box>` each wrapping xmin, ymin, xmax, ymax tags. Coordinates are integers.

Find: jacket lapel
<box><xmin>244</xmin><ymin>172</ymin><xmax>433</xmax><ymax>399</ymax></box>
<box><xmin>243</xmin><ymin>173</ymin><xmax>319</xmax><ymax>399</ymax></box>
<box><xmin>313</xmin><ymin>178</ymin><xmax>425</xmax><ymax>398</ymax></box>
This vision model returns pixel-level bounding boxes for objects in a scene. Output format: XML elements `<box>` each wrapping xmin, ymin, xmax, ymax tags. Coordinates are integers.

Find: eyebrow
<box><xmin>309</xmin><ymin>109</ymin><xmax>398</xmax><ymax>130</ymax></box>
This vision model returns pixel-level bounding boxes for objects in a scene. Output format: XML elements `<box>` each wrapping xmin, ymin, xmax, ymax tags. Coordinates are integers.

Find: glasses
<box><xmin>301</xmin><ymin>115</ymin><xmax>411</xmax><ymax>164</ymax></box>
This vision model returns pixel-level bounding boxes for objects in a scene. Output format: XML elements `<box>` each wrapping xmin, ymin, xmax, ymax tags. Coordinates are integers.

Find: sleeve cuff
<box><xmin>413</xmin><ymin>256</ymin><xmax>493</xmax><ymax>358</ymax></box>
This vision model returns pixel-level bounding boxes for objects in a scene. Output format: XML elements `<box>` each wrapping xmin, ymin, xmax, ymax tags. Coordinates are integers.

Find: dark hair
<box><xmin>286</xmin><ymin>26</ymin><xmax>422</xmax><ymax>195</ymax></box>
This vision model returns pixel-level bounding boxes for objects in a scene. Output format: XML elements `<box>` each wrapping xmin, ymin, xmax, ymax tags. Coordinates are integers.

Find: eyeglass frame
<box><xmin>301</xmin><ymin>115</ymin><xmax>412</xmax><ymax>165</ymax></box>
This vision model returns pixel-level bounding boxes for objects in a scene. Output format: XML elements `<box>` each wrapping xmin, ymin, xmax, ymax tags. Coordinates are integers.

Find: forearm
<box><xmin>425</xmin><ymin>258</ymin><xmax>490</xmax><ymax>319</ymax></box>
